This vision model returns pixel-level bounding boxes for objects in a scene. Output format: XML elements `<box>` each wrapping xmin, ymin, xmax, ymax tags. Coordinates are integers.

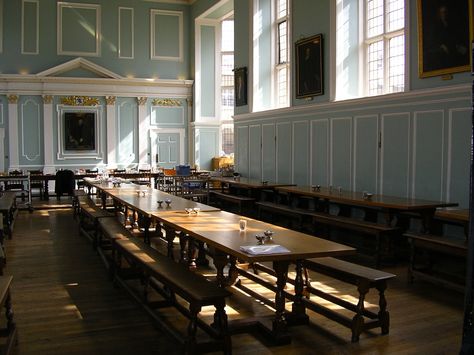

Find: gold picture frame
<box><xmin>417</xmin><ymin>0</ymin><xmax>473</xmax><ymax>78</ymax></box>
<box><xmin>295</xmin><ymin>34</ymin><xmax>323</xmax><ymax>98</ymax></box>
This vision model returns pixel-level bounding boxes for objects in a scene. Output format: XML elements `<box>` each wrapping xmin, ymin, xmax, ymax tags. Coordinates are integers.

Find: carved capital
<box><xmin>61</xmin><ymin>96</ymin><xmax>100</xmax><ymax>106</ymax></box>
<box><xmin>42</xmin><ymin>95</ymin><xmax>53</xmax><ymax>104</ymax></box>
<box><xmin>151</xmin><ymin>98</ymin><xmax>181</xmax><ymax>107</ymax></box>
<box><xmin>137</xmin><ymin>97</ymin><xmax>147</xmax><ymax>106</ymax></box>
<box><xmin>105</xmin><ymin>96</ymin><xmax>116</xmax><ymax>105</ymax></box>
<box><xmin>7</xmin><ymin>95</ymin><xmax>18</xmax><ymax>104</ymax></box>
<box><xmin>187</xmin><ymin>98</ymin><xmax>193</xmax><ymax>107</ymax></box>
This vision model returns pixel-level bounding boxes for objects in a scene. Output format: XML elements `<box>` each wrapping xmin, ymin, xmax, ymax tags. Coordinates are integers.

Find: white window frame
<box><xmin>217</xmin><ymin>14</ymin><xmax>235</xmax><ymax>154</ymax></box>
<box><xmin>273</xmin><ymin>0</ymin><xmax>290</xmax><ymax>108</ymax></box>
<box><xmin>361</xmin><ymin>0</ymin><xmax>406</xmax><ymax>97</ymax></box>
<box><xmin>331</xmin><ymin>0</ymin><xmax>408</xmax><ymax>101</ymax></box>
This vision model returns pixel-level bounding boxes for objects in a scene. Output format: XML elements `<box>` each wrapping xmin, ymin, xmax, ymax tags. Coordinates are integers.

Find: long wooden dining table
<box><xmin>84</xmin><ymin>179</ymin><xmax>219</xmax><ymax>243</ymax></box>
<box><xmin>275</xmin><ymin>185</ymin><xmax>458</xmax><ymax>232</ymax></box>
<box><xmin>152</xmin><ymin>209</ymin><xmax>356</xmax><ymax>343</ymax></box>
<box><xmin>84</xmin><ymin>179</ymin><xmax>356</xmax><ymax>343</ymax></box>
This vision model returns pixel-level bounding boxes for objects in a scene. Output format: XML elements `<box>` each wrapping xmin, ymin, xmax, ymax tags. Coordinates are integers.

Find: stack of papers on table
<box><xmin>239</xmin><ymin>245</ymin><xmax>290</xmax><ymax>255</ymax></box>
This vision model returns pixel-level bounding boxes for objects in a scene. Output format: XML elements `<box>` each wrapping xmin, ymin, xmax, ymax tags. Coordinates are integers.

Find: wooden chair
<box><xmin>4</xmin><ymin>171</ymin><xmax>27</xmax><ymax>202</ymax></box>
<box><xmin>28</xmin><ymin>170</ymin><xmax>44</xmax><ymax>199</ymax></box>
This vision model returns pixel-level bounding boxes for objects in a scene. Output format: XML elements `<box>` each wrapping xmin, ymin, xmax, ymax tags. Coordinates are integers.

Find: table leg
<box><xmin>140</xmin><ymin>215</ymin><xmax>152</xmax><ymax>245</ymax></box>
<box><xmin>272</xmin><ymin>260</ymin><xmax>291</xmax><ymax>343</ymax></box>
<box><xmin>289</xmin><ymin>260</ymin><xmax>309</xmax><ymax>325</ymax></box>
<box><xmin>213</xmin><ymin>250</ymin><xmax>228</xmax><ymax>288</ymax></box>
<box><xmin>419</xmin><ymin>209</ymin><xmax>435</xmax><ymax>233</ymax></box>
<box><xmin>43</xmin><ymin>180</ymin><xmax>50</xmax><ymax>200</ymax></box>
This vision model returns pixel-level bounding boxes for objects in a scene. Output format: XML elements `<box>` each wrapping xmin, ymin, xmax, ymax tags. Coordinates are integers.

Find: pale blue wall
<box><xmin>232</xmin><ymin>0</ymin><xmax>471</xmax><ymax>207</ymax></box>
<box><xmin>116</xmin><ymin>97</ymin><xmax>138</xmax><ymax>167</ymax></box>
<box><xmin>18</xmin><ymin>96</ymin><xmax>44</xmax><ymax>167</ymax></box>
<box><xmin>1</xmin><ymin>0</ymin><xmax>190</xmax><ymax>79</ymax></box>
<box><xmin>1</xmin><ymin>0</ymin><xmax>192</xmax><ymax>171</ymax></box>
<box><xmin>200</xmin><ymin>25</ymin><xmax>216</xmax><ymax>118</ymax></box>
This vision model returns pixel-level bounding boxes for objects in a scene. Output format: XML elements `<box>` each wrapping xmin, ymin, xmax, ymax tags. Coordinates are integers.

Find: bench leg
<box><xmin>164</xmin><ymin>226</ymin><xmax>176</xmax><ymax>260</ymax></box>
<box><xmin>214</xmin><ymin>301</ymin><xmax>231</xmax><ymax>355</ymax></box>
<box><xmin>196</xmin><ymin>241</ymin><xmax>209</xmax><ymax>267</ymax></box>
<box><xmin>185</xmin><ymin>303</ymin><xmax>201</xmax><ymax>354</ymax></box>
<box><xmin>376</xmin><ymin>281</ymin><xmax>390</xmax><ymax>335</ymax></box>
<box><xmin>352</xmin><ymin>280</ymin><xmax>369</xmax><ymax>342</ymax></box>
<box><xmin>179</xmin><ymin>232</ymin><xmax>188</xmax><ymax>264</ymax></box>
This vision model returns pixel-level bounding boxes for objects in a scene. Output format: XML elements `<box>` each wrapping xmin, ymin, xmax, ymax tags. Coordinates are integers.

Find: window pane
<box><xmin>367</xmin><ymin>0</ymin><xmax>384</xmax><ymax>38</ymax></box>
<box><xmin>221</xmin><ymin>87</ymin><xmax>234</xmax><ymax>121</ymax></box>
<box><xmin>221</xmin><ymin>20</ymin><xmax>234</xmax><ymax>52</ymax></box>
<box><xmin>277</xmin><ymin>66</ymin><xmax>288</xmax><ymax>107</ymax></box>
<box><xmin>277</xmin><ymin>0</ymin><xmax>287</xmax><ymax>19</ymax></box>
<box><xmin>368</xmin><ymin>41</ymin><xmax>384</xmax><ymax>96</ymax></box>
<box><xmin>388</xmin><ymin>35</ymin><xmax>405</xmax><ymax>93</ymax></box>
<box><xmin>221</xmin><ymin>123</ymin><xmax>234</xmax><ymax>155</ymax></box>
<box><xmin>278</xmin><ymin>20</ymin><xmax>287</xmax><ymax>64</ymax></box>
<box><xmin>387</xmin><ymin>0</ymin><xmax>404</xmax><ymax>32</ymax></box>
<box><xmin>221</xmin><ymin>54</ymin><xmax>234</xmax><ymax>86</ymax></box>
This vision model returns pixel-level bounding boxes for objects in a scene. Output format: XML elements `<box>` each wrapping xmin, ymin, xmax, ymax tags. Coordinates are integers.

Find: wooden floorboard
<box><xmin>4</xmin><ymin>206</ymin><xmax>464</xmax><ymax>354</ymax></box>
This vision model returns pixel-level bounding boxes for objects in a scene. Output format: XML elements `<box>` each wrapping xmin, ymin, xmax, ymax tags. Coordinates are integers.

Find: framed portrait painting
<box><xmin>234</xmin><ymin>67</ymin><xmax>248</xmax><ymax>106</ymax></box>
<box><xmin>64</xmin><ymin>112</ymin><xmax>96</xmax><ymax>151</ymax></box>
<box><xmin>296</xmin><ymin>34</ymin><xmax>323</xmax><ymax>99</ymax></box>
<box><xmin>417</xmin><ymin>0</ymin><xmax>472</xmax><ymax>77</ymax></box>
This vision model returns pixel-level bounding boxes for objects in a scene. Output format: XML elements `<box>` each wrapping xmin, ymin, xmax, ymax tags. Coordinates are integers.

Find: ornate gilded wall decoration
<box><xmin>60</xmin><ymin>96</ymin><xmax>100</xmax><ymax>106</ymax></box>
<box><xmin>137</xmin><ymin>97</ymin><xmax>147</xmax><ymax>106</ymax></box>
<box><xmin>7</xmin><ymin>95</ymin><xmax>18</xmax><ymax>104</ymax></box>
<box><xmin>152</xmin><ymin>98</ymin><xmax>182</xmax><ymax>106</ymax></box>
<box><xmin>42</xmin><ymin>95</ymin><xmax>53</xmax><ymax>104</ymax></box>
<box><xmin>105</xmin><ymin>96</ymin><xmax>116</xmax><ymax>105</ymax></box>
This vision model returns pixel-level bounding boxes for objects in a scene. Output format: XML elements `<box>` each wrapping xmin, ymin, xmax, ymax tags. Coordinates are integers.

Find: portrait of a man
<box><xmin>234</xmin><ymin>67</ymin><xmax>248</xmax><ymax>106</ymax></box>
<box><xmin>418</xmin><ymin>0</ymin><xmax>471</xmax><ymax>77</ymax></box>
<box><xmin>296</xmin><ymin>34</ymin><xmax>323</xmax><ymax>98</ymax></box>
<box><xmin>64</xmin><ymin>112</ymin><xmax>96</xmax><ymax>151</ymax></box>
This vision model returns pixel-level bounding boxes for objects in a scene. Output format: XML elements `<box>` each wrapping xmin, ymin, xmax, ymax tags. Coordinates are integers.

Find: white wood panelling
<box><xmin>276</xmin><ymin>121</ymin><xmax>292</xmax><ymax>183</ymax></box>
<box><xmin>150</xmin><ymin>9</ymin><xmax>183</xmax><ymax>61</ymax></box>
<box><xmin>57</xmin><ymin>2</ymin><xmax>101</xmax><ymax>57</ymax></box>
<box><xmin>447</xmin><ymin>107</ymin><xmax>471</xmax><ymax>202</ymax></box>
<box><xmin>118</xmin><ymin>7</ymin><xmax>134</xmax><ymax>59</ymax></box>
<box><xmin>8</xmin><ymin>101</ymin><xmax>19</xmax><ymax>168</ymax></box>
<box><xmin>353</xmin><ymin>114</ymin><xmax>379</xmax><ymax>192</ymax></box>
<box><xmin>380</xmin><ymin>112</ymin><xmax>411</xmax><ymax>196</ymax></box>
<box><xmin>0</xmin><ymin>0</ymin><xmax>3</xmax><ymax>53</ymax></box>
<box><xmin>138</xmin><ymin>101</ymin><xmax>149</xmax><ymax>166</ymax></box>
<box><xmin>310</xmin><ymin>119</ymin><xmax>329</xmax><ymax>186</ymax></box>
<box><xmin>20</xmin><ymin>99</ymin><xmax>41</xmax><ymax>161</ymax></box>
<box><xmin>42</xmin><ymin>100</ymin><xmax>54</xmax><ymax>173</ymax></box>
<box><xmin>412</xmin><ymin>110</ymin><xmax>444</xmax><ymax>199</ymax></box>
<box><xmin>117</xmin><ymin>101</ymin><xmax>137</xmax><ymax>166</ymax></box>
<box><xmin>329</xmin><ymin>117</ymin><xmax>352</xmax><ymax>188</ymax></box>
<box><xmin>0</xmin><ymin>128</ymin><xmax>5</xmax><ymax>172</ymax></box>
<box><xmin>106</xmin><ymin>102</ymin><xmax>117</xmax><ymax>167</ymax></box>
<box><xmin>21</xmin><ymin>0</ymin><xmax>39</xmax><ymax>55</ymax></box>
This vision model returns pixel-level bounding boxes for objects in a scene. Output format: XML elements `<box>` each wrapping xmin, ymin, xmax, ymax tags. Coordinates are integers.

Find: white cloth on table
<box><xmin>239</xmin><ymin>244</ymin><xmax>290</xmax><ymax>255</ymax></box>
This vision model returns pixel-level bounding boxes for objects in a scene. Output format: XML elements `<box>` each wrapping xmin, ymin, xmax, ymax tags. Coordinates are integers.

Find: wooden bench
<box><xmin>0</xmin><ymin>276</ymin><xmax>16</xmax><ymax>354</ymax></box>
<box><xmin>310</xmin><ymin>212</ymin><xmax>401</xmax><ymax>267</ymax></box>
<box><xmin>256</xmin><ymin>201</ymin><xmax>400</xmax><ymax>267</ymax></box>
<box><xmin>405</xmin><ymin>232</ymin><xmax>467</xmax><ymax>292</ymax></box>
<box><xmin>209</xmin><ymin>190</ymin><xmax>255</xmax><ymax>214</ymax></box>
<box><xmin>303</xmin><ymin>257</ymin><xmax>395</xmax><ymax>342</ymax></box>
<box><xmin>96</xmin><ymin>217</ymin><xmax>132</xmax><ymax>270</ymax></box>
<box><xmin>78</xmin><ymin>198</ymin><xmax>115</xmax><ymax>248</ymax></box>
<box><xmin>0</xmin><ymin>193</ymin><xmax>17</xmax><ymax>239</ymax></box>
<box><xmin>255</xmin><ymin>201</ymin><xmax>310</xmax><ymax>229</ymax></box>
<box><xmin>112</xmin><ymin>236</ymin><xmax>231</xmax><ymax>354</ymax></box>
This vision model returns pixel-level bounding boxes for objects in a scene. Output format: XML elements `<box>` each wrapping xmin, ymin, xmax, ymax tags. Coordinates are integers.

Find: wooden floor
<box><xmin>5</xmin><ymin>202</ymin><xmax>464</xmax><ymax>354</ymax></box>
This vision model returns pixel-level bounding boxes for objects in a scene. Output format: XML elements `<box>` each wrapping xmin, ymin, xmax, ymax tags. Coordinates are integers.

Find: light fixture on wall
<box><xmin>19</xmin><ymin>69</ymin><xmax>29</xmax><ymax>75</ymax></box>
